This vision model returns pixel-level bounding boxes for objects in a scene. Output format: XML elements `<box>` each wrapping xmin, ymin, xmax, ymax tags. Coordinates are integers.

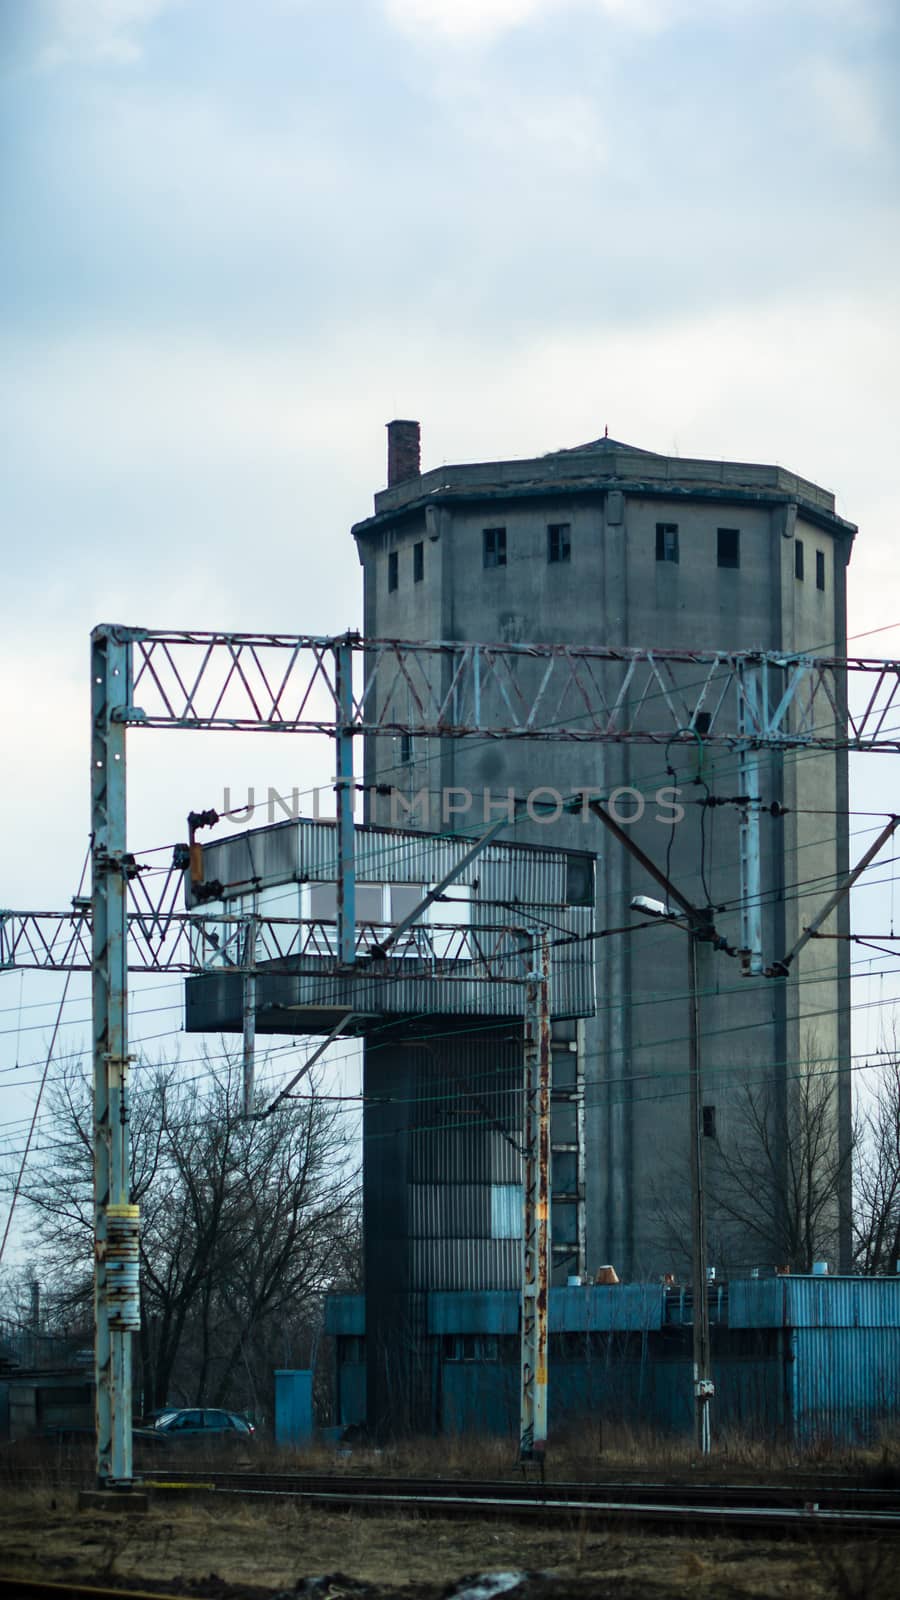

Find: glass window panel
<box><xmin>552</xmin><ymin>1151</ymin><xmax>578</xmax><ymax>1193</ymax></box>
<box><xmin>309</xmin><ymin>884</ymin><xmax>337</xmax><ymax>921</ymax></box>
<box><xmin>391</xmin><ymin>885</ymin><xmax>425</xmax><ymax>924</ymax></box>
<box><xmin>552</xmin><ymin>1049</ymin><xmax>576</xmax><ymax>1088</ymax></box>
<box><xmin>551</xmin><ymin>1101</ymin><xmax>577</xmax><ymax>1144</ymax></box>
<box><xmin>552</xmin><ymin>1201</ymin><xmax>579</xmax><ymax>1247</ymax></box>
<box><xmin>357</xmin><ymin>884</ymin><xmax>385</xmax><ymax>923</ymax></box>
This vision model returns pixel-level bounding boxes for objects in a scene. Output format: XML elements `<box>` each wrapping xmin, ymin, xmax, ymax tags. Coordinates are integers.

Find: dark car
<box><xmin>153</xmin><ymin>1407</ymin><xmax>256</xmax><ymax>1446</ymax></box>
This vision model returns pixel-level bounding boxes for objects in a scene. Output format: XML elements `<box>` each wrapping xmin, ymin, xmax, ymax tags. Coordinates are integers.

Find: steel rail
<box><xmin>133</xmin><ymin>1468</ymin><xmax>900</xmax><ymax>1530</ymax></box>
<box><xmin>6</xmin><ymin>1462</ymin><xmax>896</xmax><ymax>1509</ymax></box>
<box><xmin>143</xmin><ymin>1468</ymin><xmax>898</xmax><ymax>1506</ymax></box>
<box><xmin>141</xmin><ymin>1479</ymin><xmax>900</xmax><ymax>1538</ymax></box>
<box><xmin>0</xmin><ymin>1580</ymin><xmax>195</xmax><ymax>1600</ymax></box>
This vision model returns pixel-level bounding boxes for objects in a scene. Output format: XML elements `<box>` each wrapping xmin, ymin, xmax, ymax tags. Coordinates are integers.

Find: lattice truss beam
<box><xmin>112</xmin><ymin>625</ymin><xmax>900</xmax><ymax>749</ymax></box>
<box><xmin>0</xmin><ymin>909</ymin><xmax>530</xmax><ymax>978</ymax></box>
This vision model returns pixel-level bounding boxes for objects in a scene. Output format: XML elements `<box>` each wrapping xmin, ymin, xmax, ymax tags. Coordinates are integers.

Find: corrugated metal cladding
<box><xmin>197</xmin><ymin>819</ymin><xmax>584</xmax><ymax>900</ymax></box>
<box><xmin>792</xmin><ymin>1329</ymin><xmax>900</xmax><ymax>1445</ymax></box>
<box><xmin>406</xmin><ymin>1033</ymin><xmax>520</xmax><ymax>1293</ymax></box>
<box><xmin>729</xmin><ymin>1275</ymin><xmax>900</xmax><ymax>1329</ymax></box>
<box><xmin>327</xmin><ymin>1287</ymin><xmax>900</xmax><ymax>1443</ymax></box>
<box><xmin>324</xmin><ymin>1295</ymin><xmax>365</xmax><ymax>1337</ymax></box>
<box><xmin>428</xmin><ymin>1292</ymin><xmax>519</xmax><ymax>1336</ymax></box>
<box><xmin>189</xmin><ymin>818</ymin><xmax>596</xmax><ymax>1024</ymax></box>
<box><xmin>364</xmin><ymin>1028</ymin><xmax>525</xmax><ymax>1430</ymax></box>
<box><xmin>425</xmin><ymin>1287</ymin><xmax>665</xmax><ymax>1334</ymax></box>
<box><xmin>410</xmin><ymin>1240</ymin><xmax>520</xmax><ymax>1293</ymax></box>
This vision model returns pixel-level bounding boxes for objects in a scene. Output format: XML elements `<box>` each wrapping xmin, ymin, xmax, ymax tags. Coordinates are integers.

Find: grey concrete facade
<box><xmin>353</xmin><ymin>428</ymin><xmax>857</xmax><ymax>1282</ymax></box>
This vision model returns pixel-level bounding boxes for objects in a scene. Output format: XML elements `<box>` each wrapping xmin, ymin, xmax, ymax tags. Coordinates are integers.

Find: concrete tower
<box><xmin>352</xmin><ymin>425</ymin><xmax>857</xmax><ymax>1283</ymax></box>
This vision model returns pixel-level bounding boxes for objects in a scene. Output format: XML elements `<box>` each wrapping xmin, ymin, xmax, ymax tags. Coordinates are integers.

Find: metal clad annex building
<box><xmin>185</xmin><ymin>817</ymin><xmax>597</xmax><ymax>1435</ymax></box>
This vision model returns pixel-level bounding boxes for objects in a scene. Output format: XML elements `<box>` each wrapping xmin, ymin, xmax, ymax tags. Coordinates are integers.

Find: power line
<box><xmin>0</xmin><ymin>842</ymin><xmax>92</xmax><ymax>1266</ymax></box>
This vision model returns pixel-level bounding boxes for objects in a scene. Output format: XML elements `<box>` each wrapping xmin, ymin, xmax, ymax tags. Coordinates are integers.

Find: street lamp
<box><xmin>630</xmin><ymin>894</ymin><xmax>714</xmax><ymax>1454</ymax></box>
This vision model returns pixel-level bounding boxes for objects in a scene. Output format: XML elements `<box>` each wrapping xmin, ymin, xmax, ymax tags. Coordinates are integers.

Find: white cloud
<box><xmin>39</xmin><ymin>0</ymin><xmax>179</xmax><ymax>68</ymax></box>
<box><xmin>796</xmin><ymin>56</ymin><xmax>883</xmax><ymax>154</ymax></box>
<box><xmin>439</xmin><ymin>78</ymin><xmax>608</xmax><ymax>169</ymax></box>
<box><xmin>384</xmin><ymin>0</ymin><xmax>893</xmax><ymax>43</ymax></box>
<box><xmin>384</xmin><ymin>0</ymin><xmax>676</xmax><ymax>44</ymax></box>
<box><xmin>5</xmin><ymin>285</ymin><xmax>895</xmax><ymax>530</ymax></box>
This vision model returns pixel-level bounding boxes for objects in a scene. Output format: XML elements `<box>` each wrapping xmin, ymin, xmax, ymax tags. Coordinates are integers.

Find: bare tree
<box><xmin>11</xmin><ymin>1051</ymin><xmax>360</xmax><ymax>1415</ymax></box>
<box><xmin>854</xmin><ymin>1051</ymin><xmax>900</xmax><ymax>1275</ymax></box>
<box><xmin>648</xmin><ymin>1054</ymin><xmax>851</xmax><ymax>1277</ymax></box>
<box><xmin>707</xmin><ymin>1067</ymin><xmax>849</xmax><ymax>1273</ymax></box>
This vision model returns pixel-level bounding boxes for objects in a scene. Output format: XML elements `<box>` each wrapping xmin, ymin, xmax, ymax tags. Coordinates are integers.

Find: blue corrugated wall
<box><xmin>328</xmin><ymin>1280</ymin><xmax>900</xmax><ymax>1443</ymax></box>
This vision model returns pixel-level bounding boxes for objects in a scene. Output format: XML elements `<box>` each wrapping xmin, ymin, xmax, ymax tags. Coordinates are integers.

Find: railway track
<box><xmin>132</xmin><ymin>1467</ymin><xmax>900</xmax><ymax>1537</ymax></box>
<box><xmin>142</xmin><ymin>1465</ymin><xmax>900</xmax><ymax>1509</ymax></box>
<box><xmin>4</xmin><ymin>1464</ymin><xmax>898</xmax><ymax>1538</ymax></box>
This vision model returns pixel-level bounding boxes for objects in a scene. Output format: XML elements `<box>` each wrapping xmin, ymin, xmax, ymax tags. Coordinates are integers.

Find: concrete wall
<box><xmin>354</xmin><ymin>442</ymin><xmax>854</xmax><ymax>1282</ymax></box>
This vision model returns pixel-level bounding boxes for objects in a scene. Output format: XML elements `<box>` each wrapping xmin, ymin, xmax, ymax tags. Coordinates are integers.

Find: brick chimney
<box><xmin>387</xmin><ymin>419</ymin><xmax>421</xmax><ymax>486</ymax></box>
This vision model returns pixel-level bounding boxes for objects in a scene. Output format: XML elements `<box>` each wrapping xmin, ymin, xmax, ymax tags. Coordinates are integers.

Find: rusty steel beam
<box><xmin>520</xmin><ymin>932</ymin><xmax>551</xmax><ymax>1462</ymax></box>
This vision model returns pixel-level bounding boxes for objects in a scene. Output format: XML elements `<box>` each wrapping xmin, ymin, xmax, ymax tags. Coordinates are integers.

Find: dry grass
<box><xmin>0</xmin><ymin>1484</ymin><xmax>892</xmax><ymax>1599</ymax></box>
<box><xmin>257</xmin><ymin>1422</ymin><xmax>900</xmax><ymax>1486</ymax></box>
<box><xmin>5</xmin><ymin>1423</ymin><xmax>900</xmax><ymax>1496</ymax></box>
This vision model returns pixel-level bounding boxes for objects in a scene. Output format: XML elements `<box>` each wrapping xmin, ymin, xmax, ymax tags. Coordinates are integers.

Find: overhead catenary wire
<box><xmin>3</xmin><ymin>939</ymin><xmax>900</xmax><ymax>1141</ymax></box>
<box><xmin>4</xmin><ymin>624</ymin><xmax>900</xmax><ymax>1117</ymax></box>
<box><xmin>0</xmin><ymin>841</ymin><xmax>92</xmax><ymax>1266</ymax></box>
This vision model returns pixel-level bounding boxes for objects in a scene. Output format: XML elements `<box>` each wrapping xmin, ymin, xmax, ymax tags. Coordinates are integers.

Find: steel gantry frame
<box><xmin>114</xmin><ymin>627</ymin><xmax>890</xmax><ymax>748</ymax></box>
<box><xmin>4</xmin><ymin>624</ymin><xmax>891</xmax><ymax>1484</ymax></box>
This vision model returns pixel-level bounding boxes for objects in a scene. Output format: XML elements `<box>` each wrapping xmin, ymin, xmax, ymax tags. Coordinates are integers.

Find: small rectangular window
<box><xmin>552</xmin><ymin>1200</ymin><xmax>579</xmax><ymax>1247</ymax></box>
<box><xmin>565</xmin><ymin>853</ymin><xmax>594</xmax><ymax>906</ymax></box>
<box><xmin>413</xmin><ymin>541</ymin><xmax>424</xmax><ymax>582</ymax></box>
<box><xmin>356</xmin><ymin>884</ymin><xmax>385</xmax><ymax>924</ymax></box>
<box><xmin>816</xmin><ymin>550</ymin><xmax>826</xmax><ymax>591</ymax></box>
<box><xmin>553</xmin><ymin>1151</ymin><xmax>578</xmax><ymax>1194</ymax></box>
<box><xmin>702</xmin><ymin>1105</ymin><xmax>716</xmax><ymax>1139</ymax></box>
<box><xmin>795</xmin><ymin>540</ymin><xmax>804</xmax><ymax>580</ymax></box>
<box><xmin>387</xmin><ymin>551</ymin><xmax>398</xmax><ymax>592</ymax></box>
<box><xmin>399</xmin><ymin>733</ymin><xmax>413</xmax><ymax>765</ymax></box>
<box><xmin>656</xmin><ymin>523</ymin><xmax>679</xmax><ymax>564</ymax></box>
<box><xmin>547</xmin><ymin>523</ymin><xmax>571</xmax><ymax>563</ymax></box>
<box><xmin>309</xmin><ymin>883</ymin><xmax>338</xmax><ymax>922</ymax></box>
<box><xmin>717</xmin><ymin>527</ymin><xmax>740</xmax><ymax>569</ymax></box>
<box><xmin>483</xmin><ymin>527</ymin><xmax>507</xmax><ymax>568</ymax></box>
<box><xmin>390</xmin><ymin>883</ymin><xmax>423</xmax><ymax>924</ymax></box>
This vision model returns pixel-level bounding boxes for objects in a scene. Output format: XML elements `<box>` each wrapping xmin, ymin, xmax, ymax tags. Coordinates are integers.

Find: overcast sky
<box><xmin>1</xmin><ymin>0</ymin><xmax>898</xmax><ymax>1252</ymax></box>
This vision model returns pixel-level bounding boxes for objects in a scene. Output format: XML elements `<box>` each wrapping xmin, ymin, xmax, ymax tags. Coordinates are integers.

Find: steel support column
<box><xmin>738</xmin><ymin>665</ymin><xmax>763</xmax><ymax>977</ymax></box>
<box><xmin>688</xmin><ymin>934</ymin><xmax>713</xmax><ymax>1455</ymax></box>
<box><xmin>242</xmin><ymin>909</ymin><xmax>257</xmax><ymax>1115</ymax></box>
<box><xmin>520</xmin><ymin>933</ymin><xmax>551</xmax><ymax>1462</ymax></box>
<box><xmin>91</xmin><ymin>628</ymin><xmax>136</xmax><ymax>1486</ymax></box>
<box><xmin>335</xmin><ymin>638</ymin><xmax>356</xmax><ymax>966</ymax></box>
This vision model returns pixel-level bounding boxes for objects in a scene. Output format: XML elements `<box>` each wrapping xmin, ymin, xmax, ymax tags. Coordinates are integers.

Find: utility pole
<box><xmin>519</xmin><ymin>932</ymin><xmax>551</xmax><ymax>1464</ymax></box>
<box><xmin>91</xmin><ymin>629</ymin><xmax>140</xmax><ymax>1487</ymax></box>
<box><xmin>737</xmin><ymin>664</ymin><xmax>763</xmax><ymax>978</ymax></box>
<box><xmin>335</xmin><ymin>635</ymin><xmax>357</xmax><ymax>967</ymax></box>
<box><xmin>242</xmin><ymin>904</ymin><xmax>257</xmax><ymax>1115</ymax></box>
<box><xmin>687</xmin><ymin>934</ymin><xmax>713</xmax><ymax>1453</ymax></box>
